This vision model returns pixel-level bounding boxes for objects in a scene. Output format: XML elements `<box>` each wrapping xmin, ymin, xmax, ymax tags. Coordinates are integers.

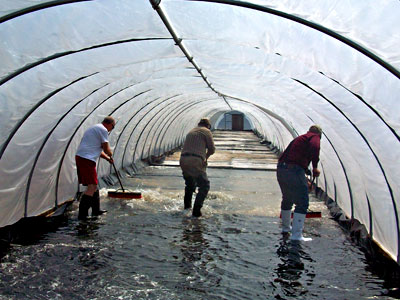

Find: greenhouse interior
<box><xmin>0</xmin><ymin>0</ymin><xmax>400</xmax><ymax>299</ymax></box>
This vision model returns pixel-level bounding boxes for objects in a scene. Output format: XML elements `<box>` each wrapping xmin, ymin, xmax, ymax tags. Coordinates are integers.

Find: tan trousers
<box><xmin>179</xmin><ymin>156</ymin><xmax>207</xmax><ymax>178</ymax></box>
<box><xmin>179</xmin><ymin>156</ymin><xmax>210</xmax><ymax>209</ymax></box>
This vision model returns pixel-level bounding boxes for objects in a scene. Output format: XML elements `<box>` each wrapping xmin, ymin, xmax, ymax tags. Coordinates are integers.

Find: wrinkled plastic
<box><xmin>0</xmin><ymin>0</ymin><xmax>399</xmax><ymax>263</ymax></box>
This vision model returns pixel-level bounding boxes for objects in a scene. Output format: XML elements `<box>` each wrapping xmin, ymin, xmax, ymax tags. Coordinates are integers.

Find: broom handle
<box><xmin>112</xmin><ymin>162</ymin><xmax>125</xmax><ymax>192</ymax></box>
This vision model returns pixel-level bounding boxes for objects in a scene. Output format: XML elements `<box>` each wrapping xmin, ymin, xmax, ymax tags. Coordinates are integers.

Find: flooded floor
<box><xmin>0</xmin><ymin>131</ymin><xmax>398</xmax><ymax>299</ymax></box>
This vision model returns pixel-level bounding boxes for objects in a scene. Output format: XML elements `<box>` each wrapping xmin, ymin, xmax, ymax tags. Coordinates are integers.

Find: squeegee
<box><xmin>279</xmin><ymin>210</ymin><xmax>322</xmax><ymax>219</ymax></box>
<box><xmin>108</xmin><ymin>162</ymin><xmax>142</xmax><ymax>199</ymax></box>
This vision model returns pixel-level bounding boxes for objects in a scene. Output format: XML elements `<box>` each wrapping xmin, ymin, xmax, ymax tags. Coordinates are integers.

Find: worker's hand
<box><xmin>312</xmin><ymin>168</ymin><xmax>320</xmax><ymax>177</ymax></box>
<box><xmin>307</xmin><ymin>179</ymin><xmax>313</xmax><ymax>192</ymax></box>
<box><xmin>107</xmin><ymin>156</ymin><xmax>114</xmax><ymax>164</ymax></box>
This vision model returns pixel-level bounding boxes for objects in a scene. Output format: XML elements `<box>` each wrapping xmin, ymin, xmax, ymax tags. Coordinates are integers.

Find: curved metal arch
<box><xmin>317</xmin><ymin>160</ymin><xmax>328</xmax><ymax>197</ymax></box>
<box><xmin>223</xmin><ymin>96</ymin><xmax>293</xmax><ymax>149</ymax></box>
<box><xmin>178</xmin><ymin>107</ymin><xmax>226</xmax><ymax>145</ymax></box>
<box><xmin>1</xmin><ymin>42</ymin><xmax>183</xmax><ymax>161</ymax></box>
<box><xmin>317</xmin><ymin>126</ymin><xmax>354</xmax><ymax>219</ymax></box>
<box><xmin>226</xmin><ymin>108</ymin><xmax>268</xmax><ymax>140</ymax></box>
<box><xmin>138</xmin><ymin>95</ymin><xmax>202</xmax><ymax>159</ymax></box>
<box><xmin>0</xmin><ymin>37</ymin><xmax>171</xmax><ymax>87</ymax></box>
<box><xmin>334</xmin><ymin>183</ymin><xmax>338</xmax><ymax>203</ymax></box>
<box><xmin>0</xmin><ymin>72</ymin><xmax>99</xmax><ymax>160</ymax></box>
<box><xmin>54</xmin><ymin>85</ymin><xmax>154</xmax><ymax>204</ymax></box>
<box><xmin>185</xmin><ymin>0</ymin><xmax>400</xmax><ymax>80</ymax></box>
<box><xmin>254</xmin><ymin>48</ymin><xmax>399</xmax><ymax>145</ymax></box>
<box><xmin>246</xmin><ymin>113</ymin><xmax>264</xmax><ymax>137</ymax></box>
<box><xmin>242</xmin><ymin>107</ymin><xmax>286</xmax><ymax>150</ymax></box>
<box><xmin>159</xmin><ymin>104</ymin><xmax>199</xmax><ymax>150</ymax></box>
<box><xmin>321</xmin><ymin>73</ymin><xmax>400</xmax><ymax>142</ymax></box>
<box><xmin>112</xmin><ymin>88</ymin><xmax>214</xmax><ymax>170</ymax></box>
<box><xmin>156</xmin><ymin>100</ymin><xmax>228</xmax><ymax>155</ymax></box>
<box><xmin>225</xmin><ymin>108</ymin><xmax>261</xmax><ymax>132</ymax></box>
<box><xmin>297</xmin><ymin>79</ymin><xmax>399</xmax><ymax>260</ymax></box>
<box><xmin>106</xmin><ymin>94</ymin><xmax>163</xmax><ymax>173</ymax></box>
<box><xmin>138</xmin><ymin>94</ymin><xmax>185</xmax><ymax>159</ymax></box>
<box><xmin>108</xmin><ymin>90</ymin><xmax>152</xmax><ymax>118</ymax></box>
<box><xmin>248</xmin><ymin>112</ymin><xmax>269</xmax><ymax>141</ymax></box>
<box><xmin>250</xmin><ymin>110</ymin><xmax>284</xmax><ymax>149</ymax></box>
<box><xmin>0</xmin><ymin>0</ymin><xmax>91</xmax><ymax>24</ymax></box>
<box><xmin>117</xmin><ymin>96</ymin><xmax>159</xmax><ymax>170</ymax></box>
<box><xmin>140</xmin><ymin>95</ymin><xmax>210</xmax><ymax>159</ymax></box>
<box><xmin>173</xmin><ymin>105</ymin><xmax>227</xmax><ymax>147</ymax></box>
<box><xmin>242</xmin><ymin>111</ymin><xmax>256</xmax><ymax>130</ymax></box>
<box><xmin>131</xmin><ymin>95</ymin><xmax>200</xmax><ymax>164</ymax></box>
<box><xmin>12</xmin><ymin>65</ymin><xmax>168</xmax><ymax>214</ymax></box>
<box><xmin>150</xmin><ymin>0</ymin><xmax>218</xmax><ymax>95</ymax></box>
<box><xmin>120</xmin><ymin>95</ymin><xmax>181</xmax><ymax>169</ymax></box>
<box><xmin>211</xmin><ymin>110</ymin><xmax>230</xmax><ymax>129</ymax></box>
<box><xmin>366</xmin><ymin>194</ymin><xmax>373</xmax><ymax>238</ymax></box>
<box><xmin>223</xmin><ymin>49</ymin><xmax>398</xmax><ymax>154</ymax></box>
<box><xmin>147</xmin><ymin>92</ymin><xmax>222</xmax><ymax>156</ymax></box>
<box><xmin>151</xmin><ymin>97</ymin><xmax>220</xmax><ymax>157</ymax></box>
<box><xmin>223</xmin><ymin>94</ymin><xmax>297</xmax><ymax>139</ymax></box>
<box><xmin>322</xmin><ymin>162</ymin><xmax>328</xmax><ymax>194</ymax></box>
<box><xmin>24</xmin><ymin>82</ymin><xmax>109</xmax><ymax>214</ymax></box>
<box><xmin>305</xmin><ymin>114</ymin><xmax>353</xmax><ymax>215</ymax></box>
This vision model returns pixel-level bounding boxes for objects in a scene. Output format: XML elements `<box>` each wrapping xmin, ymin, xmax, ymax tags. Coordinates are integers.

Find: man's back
<box><xmin>76</xmin><ymin>124</ymin><xmax>108</xmax><ymax>162</ymax></box>
<box><xmin>182</xmin><ymin>126</ymin><xmax>215</xmax><ymax>160</ymax></box>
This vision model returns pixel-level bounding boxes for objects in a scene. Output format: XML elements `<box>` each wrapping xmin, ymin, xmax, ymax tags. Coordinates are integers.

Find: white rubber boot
<box><xmin>281</xmin><ymin>209</ymin><xmax>292</xmax><ymax>233</ymax></box>
<box><xmin>291</xmin><ymin>212</ymin><xmax>312</xmax><ymax>241</ymax></box>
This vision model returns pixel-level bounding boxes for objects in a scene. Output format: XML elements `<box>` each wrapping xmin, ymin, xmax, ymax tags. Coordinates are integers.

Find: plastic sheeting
<box><xmin>0</xmin><ymin>0</ymin><xmax>399</xmax><ymax>263</ymax></box>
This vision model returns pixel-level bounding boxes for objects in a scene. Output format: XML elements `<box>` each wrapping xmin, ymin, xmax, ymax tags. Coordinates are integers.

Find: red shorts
<box><xmin>75</xmin><ymin>155</ymin><xmax>98</xmax><ymax>185</ymax></box>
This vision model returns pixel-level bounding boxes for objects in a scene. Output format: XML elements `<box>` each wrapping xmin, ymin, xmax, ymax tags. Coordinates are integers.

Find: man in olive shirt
<box><xmin>180</xmin><ymin>118</ymin><xmax>216</xmax><ymax>217</ymax></box>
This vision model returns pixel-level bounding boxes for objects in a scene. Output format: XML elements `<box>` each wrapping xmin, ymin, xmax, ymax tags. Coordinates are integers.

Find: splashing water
<box><xmin>0</xmin><ymin>167</ymin><xmax>397</xmax><ymax>300</ymax></box>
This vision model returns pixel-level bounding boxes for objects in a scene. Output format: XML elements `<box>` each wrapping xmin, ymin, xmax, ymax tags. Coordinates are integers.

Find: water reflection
<box><xmin>180</xmin><ymin>218</ymin><xmax>209</xmax><ymax>269</ymax></box>
<box><xmin>176</xmin><ymin>217</ymin><xmax>217</xmax><ymax>294</ymax></box>
<box><xmin>0</xmin><ymin>163</ymin><xmax>398</xmax><ymax>300</ymax></box>
<box><xmin>275</xmin><ymin>235</ymin><xmax>314</xmax><ymax>298</ymax></box>
<box><xmin>75</xmin><ymin>219</ymin><xmax>101</xmax><ymax>237</ymax></box>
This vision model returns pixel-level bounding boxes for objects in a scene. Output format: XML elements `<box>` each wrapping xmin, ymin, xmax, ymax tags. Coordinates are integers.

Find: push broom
<box><xmin>107</xmin><ymin>162</ymin><xmax>142</xmax><ymax>199</ymax></box>
<box><xmin>307</xmin><ymin>175</ymin><xmax>322</xmax><ymax>218</ymax></box>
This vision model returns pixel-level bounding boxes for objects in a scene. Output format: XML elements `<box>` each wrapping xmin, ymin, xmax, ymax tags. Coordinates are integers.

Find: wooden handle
<box><xmin>112</xmin><ymin>162</ymin><xmax>125</xmax><ymax>192</ymax></box>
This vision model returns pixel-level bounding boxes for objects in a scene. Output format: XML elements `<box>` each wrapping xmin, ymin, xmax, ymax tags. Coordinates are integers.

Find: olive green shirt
<box><xmin>181</xmin><ymin>126</ymin><xmax>215</xmax><ymax>161</ymax></box>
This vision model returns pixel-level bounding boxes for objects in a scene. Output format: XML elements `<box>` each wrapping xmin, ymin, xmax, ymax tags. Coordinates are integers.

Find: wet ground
<box><xmin>0</xmin><ymin>131</ymin><xmax>398</xmax><ymax>299</ymax></box>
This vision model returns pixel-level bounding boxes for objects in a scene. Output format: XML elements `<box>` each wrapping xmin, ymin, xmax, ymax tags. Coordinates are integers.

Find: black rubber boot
<box><xmin>192</xmin><ymin>205</ymin><xmax>202</xmax><ymax>217</ymax></box>
<box><xmin>192</xmin><ymin>188</ymin><xmax>207</xmax><ymax>217</ymax></box>
<box><xmin>78</xmin><ymin>194</ymin><xmax>92</xmax><ymax>220</ymax></box>
<box><xmin>92</xmin><ymin>190</ymin><xmax>107</xmax><ymax>216</ymax></box>
<box><xmin>184</xmin><ymin>191</ymin><xmax>193</xmax><ymax>209</ymax></box>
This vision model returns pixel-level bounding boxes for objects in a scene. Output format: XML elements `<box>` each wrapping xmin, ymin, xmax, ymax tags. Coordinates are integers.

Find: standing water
<box><xmin>0</xmin><ymin>131</ymin><xmax>398</xmax><ymax>299</ymax></box>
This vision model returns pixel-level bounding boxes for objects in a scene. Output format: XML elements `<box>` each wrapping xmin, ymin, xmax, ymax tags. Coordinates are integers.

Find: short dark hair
<box><xmin>102</xmin><ymin>116</ymin><xmax>115</xmax><ymax>125</ymax></box>
<box><xmin>309</xmin><ymin>124</ymin><xmax>322</xmax><ymax>135</ymax></box>
<box><xmin>198</xmin><ymin>118</ymin><xmax>211</xmax><ymax>128</ymax></box>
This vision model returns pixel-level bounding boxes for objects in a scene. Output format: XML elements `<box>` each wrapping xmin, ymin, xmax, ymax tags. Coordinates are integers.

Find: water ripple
<box><xmin>0</xmin><ymin>171</ymin><xmax>397</xmax><ymax>299</ymax></box>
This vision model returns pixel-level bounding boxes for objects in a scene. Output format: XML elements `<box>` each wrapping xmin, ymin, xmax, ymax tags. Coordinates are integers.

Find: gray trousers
<box><xmin>277</xmin><ymin>163</ymin><xmax>309</xmax><ymax>214</ymax></box>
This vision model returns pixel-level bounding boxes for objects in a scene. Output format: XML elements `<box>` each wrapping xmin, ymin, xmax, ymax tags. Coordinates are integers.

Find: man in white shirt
<box><xmin>75</xmin><ymin>116</ymin><xmax>115</xmax><ymax>220</ymax></box>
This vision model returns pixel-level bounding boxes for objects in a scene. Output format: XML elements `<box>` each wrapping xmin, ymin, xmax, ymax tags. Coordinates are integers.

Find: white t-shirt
<box><xmin>76</xmin><ymin>123</ymin><xmax>109</xmax><ymax>162</ymax></box>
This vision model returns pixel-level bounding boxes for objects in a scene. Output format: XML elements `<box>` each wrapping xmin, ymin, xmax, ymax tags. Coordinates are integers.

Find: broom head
<box><xmin>279</xmin><ymin>211</ymin><xmax>322</xmax><ymax>218</ymax></box>
<box><xmin>108</xmin><ymin>189</ymin><xmax>142</xmax><ymax>199</ymax></box>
